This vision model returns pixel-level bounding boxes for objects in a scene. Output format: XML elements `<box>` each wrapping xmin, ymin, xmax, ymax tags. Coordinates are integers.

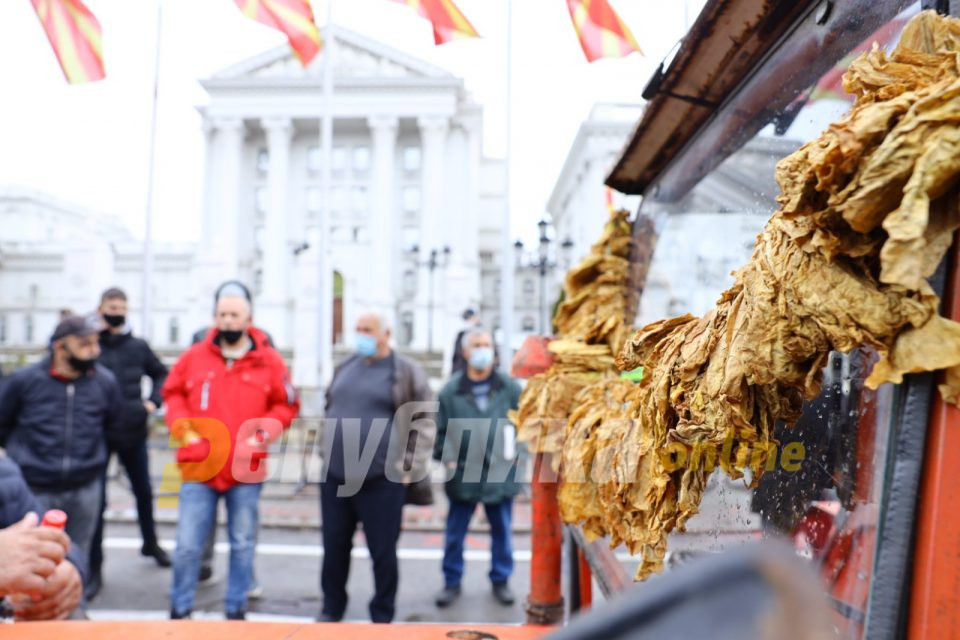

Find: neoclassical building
<box><xmin>193</xmin><ymin>25</ymin><xmax>506</xmax><ymax>382</ymax></box>
<box><xmin>0</xmin><ymin>187</ymin><xmax>194</xmax><ymax>354</ymax></box>
<box><xmin>0</xmin><ymin>27</ymin><xmax>524</xmax><ymax>389</ymax></box>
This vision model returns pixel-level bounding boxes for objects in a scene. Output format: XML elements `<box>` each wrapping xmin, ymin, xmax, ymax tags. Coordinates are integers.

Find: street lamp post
<box><xmin>515</xmin><ymin>219</ymin><xmax>575</xmax><ymax>335</ymax></box>
<box><xmin>410</xmin><ymin>244</ymin><xmax>451</xmax><ymax>353</ymax></box>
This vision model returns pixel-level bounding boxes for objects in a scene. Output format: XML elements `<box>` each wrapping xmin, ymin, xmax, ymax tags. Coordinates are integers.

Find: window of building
<box><xmin>351</xmin><ymin>186</ymin><xmax>369</xmax><ymax>214</ymax></box>
<box><xmin>332</xmin><ymin>147</ymin><xmax>346</xmax><ymax>172</ymax></box>
<box><xmin>306</xmin><ymin>186</ymin><xmax>322</xmax><ymax>213</ymax></box>
<box><xmin>331</xmin><ymin>186</ymin><xmax>347</xmax><ymax>213</ymax></box>
<box><xmin>403</xmin><ymin>269</ymin><xmax>417</xmax><ymax>296</ymax></box>
<box><xmin>250</xmin><ymin>269</ymin><xmax>262</xmax><ymax>296</ymax></box>
<box><xmin>402</xmin><ymin>146</ymin><xmax>421</xmax><ymax>172</ymax></box>
<box><xmin>28</xmin><ymin>284</ymin><xmax>38</xmax><ymax>302</ymax></box>
<box><xmin>523</xmin><ymin>278</ymin><xmax>535</xmax><ymax>298</ymax></box>
<box><xmin>401</xmin><ymin>186</ymin><xmax>421</xmax><ymax>214</ymax></box>
<box><xmin>254</xmin><ymin>186</ymin><xmax>268</xmax><ymax>216</ymax></box>
<box><xmin>332</xmin><ymin>226</ymin><xmax>350</xmax><ymax>244</ymax></box>
<box><xmin>480</xmin><ymin>251</ymin><xmax>494</xmax><ymax>264</ymax></box>
<box><xmin>353</xmin><ymin>226</ymin><xmax>369</xmax><ymax>244</ymax></box>
<box><xmin>400</xmin><ymin>311</ymin><xmax>414</xmax><ymax>347</ymax></box>
<box><xmin>402</xmin><ymin>226</ymin><xmax>419</xmax><ymax>251</ymax></box>
<box><xmin>307</xmin><ymin>145</ymin><xmax>321</xmax><ymax>173</ymax></box>
<box><xmin>24</xmin><ymin>315</ymin><xmax>33</xmax><ymax>344</ymax></box>
<box><xmin>522</xmin><ymin>316</ymin><xmax>535</xmax><ymax>332</ymax></box>
<box><xmin>352</xmin><ymin>145</ymin><xmax>371</xmax><ymax>172</ymax></box>
<box><xmin>0</xmin><ymin>315</ymin><xmax>6</xmax><ymax>344</ymax></box>
<box><xmin>169</xmin><ymin>317</ymin><xmax>179</xmax><ymax>345</ymax></box>
<box><xmin>254</xmin><ymin>225</ymin><xmax>265</xmax><ymax>253</ymax></box>
<box><xmin>256</xmin><ymin>148</ymin><xmax>269</xmax><ymax>174</ymax></box>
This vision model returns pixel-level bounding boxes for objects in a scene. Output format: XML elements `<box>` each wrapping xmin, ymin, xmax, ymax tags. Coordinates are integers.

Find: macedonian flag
<box><xmin>390</xmin><ymin>0</ymin><xmax>479</xmax><ymax>45</ymax></box>
<box><xmin>234</xmin><ymin>0</ymin><xmax>322</xmax><ymax>66</ymax></box>
<box><xmin>30</xmin><ymin>0</ymin><xmax>105</xmax><ymax>84</ymax></box>
<box><xmin>566</xmin><ymin>0</ymin><xmax>642</xmax><ymax>62</ymax></box>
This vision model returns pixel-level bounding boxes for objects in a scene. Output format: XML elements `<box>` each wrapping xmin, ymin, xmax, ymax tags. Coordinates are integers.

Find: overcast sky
<box><xmin>0</xmin><ymin>0</ymin><xmax>705</xmax><ymax>243</ymax></box>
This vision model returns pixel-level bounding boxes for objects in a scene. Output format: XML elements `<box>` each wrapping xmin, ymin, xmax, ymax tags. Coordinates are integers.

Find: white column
<box><xmin>367</xmin><ymin>115</ymin><xmax>398</xmax><ymax>328</ymax></box>
<box><xmin>212</xmin><ymin>117</ymin><xmax>245</xmax><ymax>279</ymax></box>
<box><xmin>416</xmin><ymin>116</ymin><xmax>449</xmax><ymax>352</ymax></box>
<box><xmin>293</xmin><ymin>227</ymin><xmax>321</xmax><ymax>401</ymax></box>
<box><xmin>190</xmin><ymin>117</ymin><xmax>243</xmax><ymax>336</ymax></box>
<box><xmin>259</xmin><ymin>116</ymin><xmax>293</xmax><ymax>347</ymax></box>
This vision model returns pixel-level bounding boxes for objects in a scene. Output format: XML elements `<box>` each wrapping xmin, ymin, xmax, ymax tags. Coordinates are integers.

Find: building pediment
<box><xmin>208</xmin><ymin>25</ymin><xmax>453</xmax><ymax>85</ymax></box>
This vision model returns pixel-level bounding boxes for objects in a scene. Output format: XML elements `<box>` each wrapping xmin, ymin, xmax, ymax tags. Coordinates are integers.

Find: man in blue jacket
<box><xmin>0</xmin><ymin>315</ymin><xmax>120</xmax><ymax>564</ymax></box>
<box><xmin>0</xmin><ymin>455</ymin><xmax>85</xmax><ymax>620</ymax></box>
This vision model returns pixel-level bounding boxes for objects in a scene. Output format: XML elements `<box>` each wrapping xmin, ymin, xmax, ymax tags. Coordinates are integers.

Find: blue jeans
<box><xmin>170</xmin><ymin>482</ymin><xmax>261</xmax><ymax>615</ymax></box>
<box><xmin>442</xmin><ymin>499</ymin><xmax>513</xmax><ymax>588</ymax></box>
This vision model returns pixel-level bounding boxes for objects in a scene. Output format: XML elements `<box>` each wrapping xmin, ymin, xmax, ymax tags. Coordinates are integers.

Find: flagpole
<box><xmin>499</xmin><ymin>0</ymin><xmax>515</xmax><ymax>363</ymax></box>
<box><xmin>141</xmin><ymin>0</ymin><xmax>163</xmax><ymax>340</ymax></box>
<box><xmin>318</xmin><ymin>0</ymin><xmax>335</xmax><ymax>385</ymax></box>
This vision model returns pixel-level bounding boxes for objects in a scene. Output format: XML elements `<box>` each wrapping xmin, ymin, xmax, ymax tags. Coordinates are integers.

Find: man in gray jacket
<box><xmin>319</xmin><ymin>311</ymin><xmax>435</xmax><ymax>623</ymax></box>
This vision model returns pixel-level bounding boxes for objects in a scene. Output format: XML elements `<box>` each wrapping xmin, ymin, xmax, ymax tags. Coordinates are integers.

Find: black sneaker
<box><xmin>84</xmin><ymin>571</ymin><xmax>102</xmax><ymax>601</ymax></box>
<box><xmin>492</xmin><ymin>583</ymin><xmax>515</xmax><ymax>606</ymax></box>
<box><xmin>170</xmin><ymin>608</ymin><xmax>191</xmax><ymax>620</ymax></box>
<box><xmin>226</xmin><ymin>609</ymin><xmax>246</xmax><ymax>621</ymax></box>
<box><xmin>142</xmin><ymin>543</ymin><xmax>172</xmax><ymax>568</ymax></box>
<box><xmin>434</xmin><ymin>585</ymin><xmax>462</xmax><ymax>608</ymax></box>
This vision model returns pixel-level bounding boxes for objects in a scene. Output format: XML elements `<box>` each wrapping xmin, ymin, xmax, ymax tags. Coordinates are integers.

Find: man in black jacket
<box><xmin>87</xmin><ymin>288</ymin><xmax>170</xmax><ymax>600</ymax></box>
<box><xmin>0</xmin><ymin>455</ymin><xmax>85</xmax><ymax>620</ymax></box>
<box><xmin>0</xmin><ymin>315</ymin><xmax>120</xmax><ymax>572</ymax></box>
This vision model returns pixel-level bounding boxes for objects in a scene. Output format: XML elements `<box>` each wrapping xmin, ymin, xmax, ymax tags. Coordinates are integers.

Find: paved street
<box><xmin>90</xmin><ymin>523</ymin><xmax>532</xmax><ymax>623</ymax></box>
<box><xmin>88</xmin><ymin>429</ymin><xmax>760</xmax><ymax>623</ymax></box>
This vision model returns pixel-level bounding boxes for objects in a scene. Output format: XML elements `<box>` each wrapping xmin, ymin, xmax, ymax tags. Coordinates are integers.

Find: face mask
<box><xmin>102</xmin><ymin>314</ymin><xmax>125</xmax><ymax>328</ymax></box>
<box><xmin>65</xmin><ymin>349</ymin><xmax>97</xmax><ymax>374</ymax></box>
<box><xmin>219</xmin><ymin>329</ymin><xmax>244</xmax><ymax>345</ymax></box>
<box><xmin>355</xmin><ymin>334</ymin><xmax>378</xmax><ymax>358</ymax></box>
<box><xmin>469</xmin><ymin>347</ymin><xmax>495</xmax><ymax>371</ymax></box>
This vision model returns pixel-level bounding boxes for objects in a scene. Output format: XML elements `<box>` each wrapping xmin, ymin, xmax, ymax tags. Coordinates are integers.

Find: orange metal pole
<box><xmin>526</xmin><ymin>452</ymin><xmax>564</xmax><ymax>625</ymax></box>
<box><xmin>577</xmin><ymin>547</ymin><xmax>593</xmax><ymax>610</ymax></box>
<box><xmin>908</xmin><ymin>240</ymin><xmax>960</xmax><ymax>640</ymax></box>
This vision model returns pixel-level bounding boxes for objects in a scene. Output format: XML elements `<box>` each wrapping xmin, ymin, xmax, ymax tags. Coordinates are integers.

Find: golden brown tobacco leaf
<box><xmin>559</xmin><ymin>11</ymin><xmax>960</xmax><ymax>580</ymax></box>
<box><xmin>514</xmin><ymin>210</ymin><xmax>641</xmax><ymax>469</ymax></box>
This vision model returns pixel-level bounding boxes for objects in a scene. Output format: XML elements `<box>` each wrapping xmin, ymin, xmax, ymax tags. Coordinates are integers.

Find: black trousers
<box><xmin>90</xmin><ymin>440</ymin><xmax>159</xmax><ymax>576</ymax></box>
<box><xmin>319</xmin><ymin>476</ymin><xmax>405</xmax><ymax>623</ymax></box>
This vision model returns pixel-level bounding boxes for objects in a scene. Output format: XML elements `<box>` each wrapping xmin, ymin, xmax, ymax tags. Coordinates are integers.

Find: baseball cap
<box><xmin>50</xmin><ymin>314</ymin><xmax>102</xmax><ymax>342</ymax></box>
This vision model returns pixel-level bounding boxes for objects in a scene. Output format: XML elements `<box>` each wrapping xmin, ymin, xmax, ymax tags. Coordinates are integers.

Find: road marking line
<box><xmin>103</xmin><ymin>537</ymin><xmax>638</xmax><ymax>563</ymax></box>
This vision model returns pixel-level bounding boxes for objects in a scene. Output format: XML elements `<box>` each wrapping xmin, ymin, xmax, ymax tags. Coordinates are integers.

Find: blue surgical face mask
<box><xmin>355</xmin><ymin>333</ymin><xmax>378</xmax><ymax>358</ymax></box>
<box><xmin>469</xmin><ymin>347</ymin><xmax>494</xmax><ymax>371</ymax></box>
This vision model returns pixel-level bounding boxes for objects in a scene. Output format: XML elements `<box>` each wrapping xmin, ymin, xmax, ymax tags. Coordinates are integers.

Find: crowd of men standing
<box><xmin>0</xmin><ymin>282</ymin><xmax>526</xmax><ymax>624</ymax></box>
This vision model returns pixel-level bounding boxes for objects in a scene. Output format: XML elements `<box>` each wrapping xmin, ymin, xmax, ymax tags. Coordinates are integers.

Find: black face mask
<box><xmin>219</xmin><ymin>329</ymin><xmax>245</xmax><ymax>345</ymax></box>
<box><xmin>102</xmin><ymin>314</ymin><xmax>125</xmax><ymax>328</ymax></box>
<box><xmin>64</xmin><ymin>348</ymin><xmax>97</xmax><ymax>374</ymax></box>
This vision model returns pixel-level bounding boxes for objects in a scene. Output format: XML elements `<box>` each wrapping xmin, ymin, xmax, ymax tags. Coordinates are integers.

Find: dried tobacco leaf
<box><xmin>514</xmin><ymin>210</ymin><xmax>640</xmax><ymax>468</ymax></box>
<box><xmin>559</xmin><ymin>11</ymin><xmax>960</xmax><ymax>581</ymax></box>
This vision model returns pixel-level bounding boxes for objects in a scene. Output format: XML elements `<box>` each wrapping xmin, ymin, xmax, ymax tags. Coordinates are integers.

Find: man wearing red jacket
<box><xmin>163</xmin><ymin>287</ymin><xmax>299</xmax><ymax>620</ymax></box>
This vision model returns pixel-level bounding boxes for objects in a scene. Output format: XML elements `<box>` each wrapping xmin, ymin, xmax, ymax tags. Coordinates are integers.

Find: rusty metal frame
<box><xmin>908</xmin><ymin>239</ymin><xmax>960</xmax><ymax>639</ymax></box>
<box><xmin>567</xmin><ymin>527</ymin><xmax>631</xmax><ymax>599</ymax></box>
<box><xmin>608</xmin><ymin>0</ymin><xmax>914</xmax><ymax>200</ymax></box>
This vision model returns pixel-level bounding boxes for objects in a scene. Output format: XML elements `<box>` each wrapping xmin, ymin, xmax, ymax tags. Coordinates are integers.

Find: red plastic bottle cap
<box><xmin>41</xmin><ymin>509</ymin><xmax>67</xmax><ymax>530</ymax></box>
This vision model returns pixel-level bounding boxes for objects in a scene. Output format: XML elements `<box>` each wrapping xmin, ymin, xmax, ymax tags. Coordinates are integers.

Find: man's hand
<box><xmin>13</xmin><ymin>559</ymin><xmax>82</xmax><ymax>621</ymax></box>
<box><xmin>0</xmin><ymin>513</ymin><xmax>70</xmax><ymax>598</ymax></box>
<box><xmin>143</xmin><ymin>400</ymin><xmax>157</xmax><ymax>414</ymax></box>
